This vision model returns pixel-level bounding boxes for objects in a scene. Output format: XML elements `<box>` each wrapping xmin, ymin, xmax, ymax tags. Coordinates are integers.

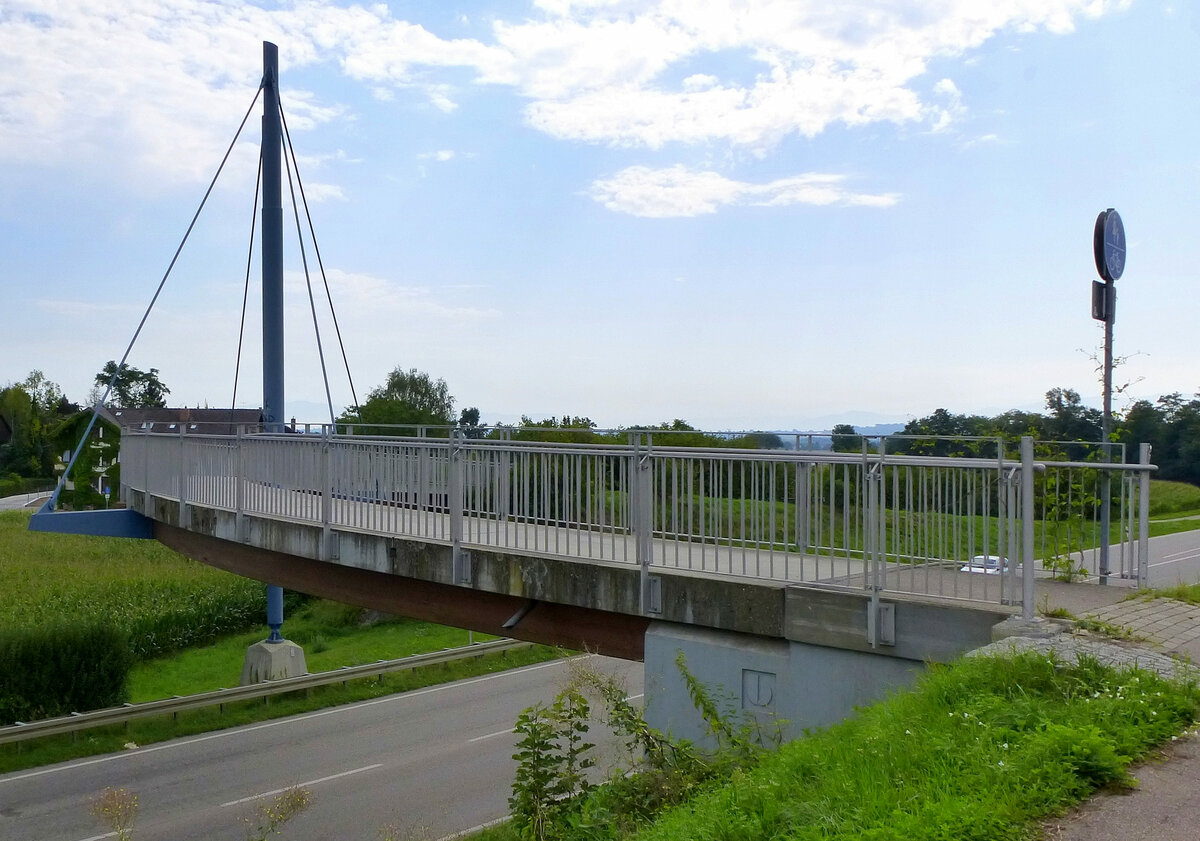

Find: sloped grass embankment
<box><xmin>481</xmin><ymin>652</ymin><xmax>1199</xmax><ymax>841</ymax></box>
<box><xmin>635</xmin><ymin>654</ymin><xmax>1199</xmax><ymax>841</ymax></box>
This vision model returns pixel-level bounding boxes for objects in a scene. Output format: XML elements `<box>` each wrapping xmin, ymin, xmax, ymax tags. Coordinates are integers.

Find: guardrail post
<box><xmin>1021</xmin><ymin>436</ymin><xmax>1035</xmax><ymax>620</ymax></box>
<box><xmin>450</xmin><ymin>429</ymin><xmax>469</xmax><ymax>585</ymax></box>
<box><xmin>1138</xmin><ymin>442</ymin><xmax>1151</xmax><ymax>588</ymax></box>
<box><xmin>632</xmin><ymin>433</ymin><xmax>659</xmax><ymax>615</ymax></box>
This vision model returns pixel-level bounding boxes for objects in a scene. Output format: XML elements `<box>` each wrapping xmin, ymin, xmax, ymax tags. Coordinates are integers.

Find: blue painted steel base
<box><xmin>28</xmin><ymin>507</ymin><xmax>154</xmax><ymax>539</ymax></box>
<box><xmin>266</xmin><ymin>583</ymin><xmax>285</xmax><ymax>642</ymax></box>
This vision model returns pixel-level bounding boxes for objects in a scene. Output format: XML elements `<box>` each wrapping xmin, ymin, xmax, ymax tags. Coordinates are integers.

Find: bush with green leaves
<box><xmin>506</xmin><ymin>656</ymin><xmax>768</xmax><ymax>841</ymax></box>
<box><xmin>0</xmin><ymin>623</ymin><xmax>133</xmax><ymax>724</ymax></box>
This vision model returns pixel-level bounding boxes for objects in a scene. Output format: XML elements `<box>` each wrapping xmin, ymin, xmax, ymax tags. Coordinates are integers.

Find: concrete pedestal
<box><xmin>240</xmin><ymin>639</ymin><xmax>308</xmax><ymax>685</ymax></box>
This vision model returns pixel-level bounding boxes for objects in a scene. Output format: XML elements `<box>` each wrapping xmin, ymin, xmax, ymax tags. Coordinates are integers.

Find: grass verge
<box><xmin>1135</xmin><ymin>583</ymin><xmax>1200</xmax><ymax>606</ymax></box>
<box><xmin>477</xmin><ymin>651</ymin><xmax>1199</xmax><ymax>841</ymax></box>
<box><xmin>0</xmin><ymin>643</ymin><xmax>562</xmax><ymax>775</ymax></box>
<box><xmin>1148</xmin><ymin>480</ymin><xmax>1200</xmax><ymax>518</ymax></box>
<box><xmin>128</xmin><ymin>600</ymin><xmax>499</xmax><ymax>702</ymax></box>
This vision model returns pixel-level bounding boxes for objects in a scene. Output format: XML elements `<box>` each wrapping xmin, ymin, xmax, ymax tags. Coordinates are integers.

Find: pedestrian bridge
<box><xmin>91</xmin><ymin>425</ymin><xmax>1158</xmax><ymax>736</ymax></box>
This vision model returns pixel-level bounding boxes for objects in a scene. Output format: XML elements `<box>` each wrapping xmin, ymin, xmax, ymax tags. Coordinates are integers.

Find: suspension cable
<box><xmin>282</xmin><ymin>130</ymin><xmax>337</xmax><ymax>425</ymax></box>
<box><xmin>44</xmin><ymin>83</ymin><xmax>265</xmax><ymax>512</ymax></box>
<box><xmin>279</xmin><ymin>100</ymin><xmax>362</xmax><ymax>421</ymax></box>
<box><xmin>230</xmin><ymin>148</ymin><xmax>263</xmax><ymax>427</ymax></box>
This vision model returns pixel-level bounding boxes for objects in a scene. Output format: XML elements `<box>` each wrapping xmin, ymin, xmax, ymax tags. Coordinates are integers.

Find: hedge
<box><xmin>0</xmin><ymin>623</ymin><xmax>133</xmax><ymax>724</ymax></box>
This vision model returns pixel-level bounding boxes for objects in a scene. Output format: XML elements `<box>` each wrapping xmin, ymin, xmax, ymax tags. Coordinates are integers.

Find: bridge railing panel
<box><xmin>117</xmin><ymin>430</ymin><xmax>1155</xmax><ymax>610</ymax></box>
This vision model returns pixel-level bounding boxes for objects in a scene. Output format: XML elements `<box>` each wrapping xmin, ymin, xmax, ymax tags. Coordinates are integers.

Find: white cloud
<box><xmin>589</xmin><ymin>165</ymin><xmax>900</xmax><ymax>217</ymax></box>
<box><xmin>0</xmin><ymin>1</ymin><xmax>1129</xmax><ymax>183</ymax></box>
<box><xmin>419</xmin><ymin>150</ymin><xmax>457</xmax><ymax>162</ymax></box>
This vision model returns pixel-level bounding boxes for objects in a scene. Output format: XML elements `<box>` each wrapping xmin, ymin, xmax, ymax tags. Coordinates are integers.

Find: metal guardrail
<box><xmin>0</xmin><ymin>638</ymin><xmax>530</xmax><ymax>746</ymax></box>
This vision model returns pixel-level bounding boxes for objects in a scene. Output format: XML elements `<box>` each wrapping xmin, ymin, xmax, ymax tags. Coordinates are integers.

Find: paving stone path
<box><xmin>1085</xmin><ymin>597</ymin><xmax>1200</xmax><ymax>662</ymax></box>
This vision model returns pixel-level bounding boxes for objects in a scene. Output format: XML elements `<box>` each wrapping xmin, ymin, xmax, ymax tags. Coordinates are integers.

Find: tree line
<box><xmin>4</xmin><ymin>364</ymin><xmax>1196</xmax><ymax>492</ymax></box>
<box><xmin>0</xmin><ymin>363</ymin><xmax>169</xmax><ymax>483</ymax></box>
<box><xmin>832</xmin><ymin>387</ymin><xmax>1200</xmax><ymax>485</ymax></box>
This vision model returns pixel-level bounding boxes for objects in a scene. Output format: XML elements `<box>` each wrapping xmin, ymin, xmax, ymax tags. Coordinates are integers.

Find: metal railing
<box><xmin>119</xmin><ymin>428</ymin><xmax>1155</xmax><ymax>616</ymax></box>
<box><xmin>0</xmin><ymin>639</ymin><xmax>529</xmax><ymax>746</ymax></box>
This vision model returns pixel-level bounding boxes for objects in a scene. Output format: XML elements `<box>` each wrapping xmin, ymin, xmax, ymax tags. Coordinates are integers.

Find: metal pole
<box><xmin>1021</xmin><ymin>437</ymin><xmax>1035</xmax><ymax>620</ymax></box>
<box><xmin>261</xmin><ymin>41</ymin><xmax>286</xmax><ymax>640</ymax></box>
<box><xmin>1099</xmin><ymin>277</ymin><xmax>1114</xmax><ymax>583</ymax></box>
<box><xmin>1138</xmin><ymin>443</ymin><xmax>1151</xmax><ymax>588</ymax></box>
<box><xmin>262</xmin><ymin>42</ymin><xmax>284</xmax><ymax>433</ymax></box>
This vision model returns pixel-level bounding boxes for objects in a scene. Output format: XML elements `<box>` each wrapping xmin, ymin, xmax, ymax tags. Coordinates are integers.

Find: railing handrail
<box><xmin>127</xmin><ymin>428</ymin><xmax>1158</xmax><ymax>475</ymax></box>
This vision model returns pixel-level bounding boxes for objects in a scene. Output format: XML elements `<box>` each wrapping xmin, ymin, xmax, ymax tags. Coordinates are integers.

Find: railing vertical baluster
<box><xmin>321</xmin><ymin>428</ymin><xmax>332</xmax><ymax>560</ymax></box>
<box><xmin>1020</xmin><ymin>437</ymin><xmax>1035</xmax><ymax>620</ymax></box>
<box><xmin>450</xmin><ymin>430</ymin><xmax>467</xmax><ymax>585</ymax></box>
<box><xmin>1138</xmin><ymin>442</ymin><xmax>1151</xmax><ymax>588</ymax></box>
<box><xmin>234</xmin><ymin>426</ymin><xmax>245</xmax><ymax>541</ymax></box>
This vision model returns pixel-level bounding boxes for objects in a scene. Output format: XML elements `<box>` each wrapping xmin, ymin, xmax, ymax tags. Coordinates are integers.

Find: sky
<box><xmin>1</xmin><ymin>0</ymin><xmax>1197</xmax><ymax>431</ymax></box>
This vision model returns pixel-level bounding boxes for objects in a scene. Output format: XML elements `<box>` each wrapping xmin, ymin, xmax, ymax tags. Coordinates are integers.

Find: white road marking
<box><xmin>435</xmin><ymin>815</ymin><xmax>510</xmax><ymax>841</ymax></box>
<box><xmin>220</xmin><ymin>763</ymin><xmax>382</xmax><ymax>808</ymax></box>
<box><xmin>1150</xmin><ymin>548</ymin><xmax>1200</xmax><ymax>568</ymax></box>
<box><xmin>468</xmin><ymin>728</ymin><xmax>514</xmax><ymax>743</ymax></box>
<box><xmin>0</xmin><ymin>658</ymin><xmax>576</xmax><ymax>785</ymax></box>
<box><xmin>72</xmin><ymin>833</ymin><xmax>117</xmax><ymax>841</ymax></box>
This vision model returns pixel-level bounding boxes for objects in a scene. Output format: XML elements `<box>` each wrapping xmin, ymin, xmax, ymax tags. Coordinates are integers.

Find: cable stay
<box><xmin>279</xmin><ymin>99</ymin><xmax>361</xmax><ymax>423</ymax></box>
<box><xmin>32</xmin><ymin>83</ymin><xmax>265</xmax><ymax>536</ymax></box>
<box><xmin>33</xmin><ymin>60</ymin><xmax>364</xmax><ymax>537</ymax></box>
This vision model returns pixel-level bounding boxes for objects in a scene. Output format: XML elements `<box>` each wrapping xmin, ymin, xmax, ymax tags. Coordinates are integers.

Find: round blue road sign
<box><xmin>1093</xmin><ymin>208</ymin><xmax>1125</xmax><ymax>282</ymax></box>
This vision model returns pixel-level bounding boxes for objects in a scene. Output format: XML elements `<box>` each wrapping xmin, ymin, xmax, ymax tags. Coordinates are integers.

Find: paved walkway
<box><xmin>0</xmin><ymin>492</ymin><xmax>50</xmax><ymax>512</ymax></box>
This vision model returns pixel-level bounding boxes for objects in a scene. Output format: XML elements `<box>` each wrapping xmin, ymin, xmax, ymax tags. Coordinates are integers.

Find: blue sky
<box><xmin>1</xmin><ymin>0</ymin><xmax>1196</xmax><ymax>430</ymax></box>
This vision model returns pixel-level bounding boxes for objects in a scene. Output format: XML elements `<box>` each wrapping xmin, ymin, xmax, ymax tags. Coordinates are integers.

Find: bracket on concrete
<box><xmin>642</xmin><ymin>574</ymin><xmax>662</xmax><ymax>616</ymax></box>
<box><xmin>452</xmin><ymin>546</ymin><xmax>471</xmax><ymax>585</ymax></box>
<box><xmin>867</xmin><ymin>601</ymin><xmax>896</xmax><ymax>647</ymax></box>
<box><xmin>323</xmin><ymin>530</ymin><xmax>340</xmax><ymax>562</ymax></box>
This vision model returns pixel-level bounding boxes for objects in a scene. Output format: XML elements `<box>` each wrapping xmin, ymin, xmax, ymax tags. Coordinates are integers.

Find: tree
<box><xmin>831</xmin><ymin>424</ymin><xmax>860</xmax><ymax>453</ymax></box>
<box><xmin>0</xmin><ymin>371</ymin><xmax>68</xmax><ymax>477</ymax></box>
<box><xmin>20</xmin><ymin>370</ymin><xmax>64</xmax><ymax>415</ymax></box>
<box><xmin>94</xmin><ymin>362</ymin><xmax>170</xmax><ymax>408</ymax></box>
<box><xmin>345</xmin><ymin>367</ymin><xmax>455</xmax><ymax>430</ymax></box>
<box><xmin>1044</xmin><ymin>387</ymin><xmax>1102</xmax><ymax>442</ymax></box>
<box><xmin>458</xmin><ymin>406</ymin><xmax>485</xmax><ymax>439</ymax></box>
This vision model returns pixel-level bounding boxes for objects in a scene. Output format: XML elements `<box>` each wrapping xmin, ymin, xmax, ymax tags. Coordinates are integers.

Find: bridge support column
<box><xmin>643</xmin><ymin>622</ymin><xmax>924</xmax><ymax>747</ymax></box>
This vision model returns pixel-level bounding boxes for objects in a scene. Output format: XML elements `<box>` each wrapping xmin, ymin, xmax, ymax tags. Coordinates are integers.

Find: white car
<box><xmin>959</xmin><ymin>555</ymin><xmax>1009</xmax><ymax>575</ymax></box>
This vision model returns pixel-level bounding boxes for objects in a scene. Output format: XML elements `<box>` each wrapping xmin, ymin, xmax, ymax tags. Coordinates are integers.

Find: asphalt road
<box><xmin>1145</xmin><ymin>529</ymin><xmax>1200</xmax><ymax>586</ymax></box>
<box><xmin>0</xmin><ymin>493</ymin><xmax>49</xmax><ymax>512</ymax></box>
<box><xmin>0</xmin><ymin>656</ymin><xmax>643</xmax><ymax>841</ymax></box>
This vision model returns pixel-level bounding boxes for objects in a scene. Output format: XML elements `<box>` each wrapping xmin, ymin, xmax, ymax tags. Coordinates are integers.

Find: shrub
<box><xmin>0</xmin><ymin>623</ymin><xmax>133</xmax><ymax>723</ymax></box>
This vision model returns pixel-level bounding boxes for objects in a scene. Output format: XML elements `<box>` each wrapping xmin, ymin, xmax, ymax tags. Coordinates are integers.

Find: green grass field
<box><xmin>128</xmin><ymin>601</ymin><xmax>499</xmax><ymax>702</ymax></box>
<box><xmin>1148</xmin><ymin>479</ymin><xmax>1200</xmax><ymax>519</ymax></box>
<box><xmin>0</xmin><ymin>510</ymin><xmax>267</xmax><ymax>659</ymax></box>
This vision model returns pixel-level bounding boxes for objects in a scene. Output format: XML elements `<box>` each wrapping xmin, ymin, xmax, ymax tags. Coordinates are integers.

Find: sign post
<box><xmin>1092</xmin><ymin>208</ymin><xmax>1126</xmax><ymax>584</ymax></box>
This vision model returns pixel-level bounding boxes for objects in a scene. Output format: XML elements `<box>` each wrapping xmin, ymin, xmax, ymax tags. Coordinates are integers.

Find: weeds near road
<box><xmin>243</xmin><ymin>786</ymin><xmax>313</xmax><ymax>840</ymax></box>
<box><xmin>88</xmin><ymin>787</ymin><xmax>138</xmax><ymax>841</ymax></box>
<box><xmin>506</xmin><ymin>655</ymin><xmax>772</xmax><ymax>841</ymax></box>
